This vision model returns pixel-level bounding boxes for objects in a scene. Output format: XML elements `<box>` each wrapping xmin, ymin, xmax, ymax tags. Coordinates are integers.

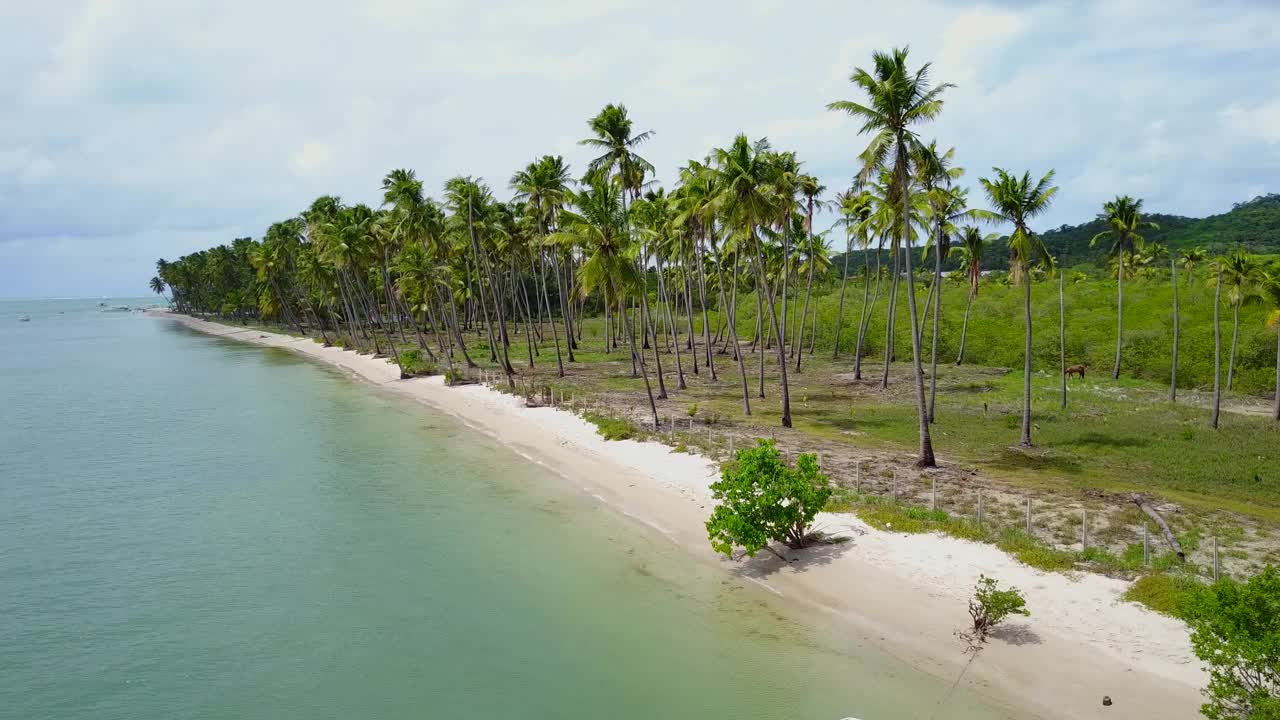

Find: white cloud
<box><xmin>1</xmin><ymin>0</ymin><xmax>1278</xmax><ymax>297</ymax></box>
<box><xmin>291</xmin><ymin>141</ymin><xmax>337</xmax><ymax>174</ymax></box>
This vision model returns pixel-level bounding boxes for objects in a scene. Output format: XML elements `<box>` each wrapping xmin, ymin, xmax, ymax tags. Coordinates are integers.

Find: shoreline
<box><xmin>153</xmin><ymin>311</ymin><xmax>1206</xmax><ymax>720</ymax></box>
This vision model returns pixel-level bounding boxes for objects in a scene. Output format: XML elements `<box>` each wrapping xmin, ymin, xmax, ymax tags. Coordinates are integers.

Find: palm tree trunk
<box><xmin>657</xmin><ymin>254</ymin><xmax>687</xmax><ymax>390</ymax></box>
<box><xmin>682</xmin><ymin>246</ymin><xmax>699</xmax><ymax>374</ymax></box>
<box><xmin>1113</xmin><ymin>253</ymin><xmax>1124</xmax><ymax>379</ymax></box>
<box><xmin>1059</xmin><ymin>270</ymin><xmax>1067</xmax><ymax>410</ymax></box>
<box><xmin>638</xmin><ymin>261</ymin><xmax>668</xmax><ymax>400</ymax></box>
<box><xmin>443</xmin><ymin>285</ymin><xmax>477</xmax><ymax>368</ymax></box>
<box><xmin>1020</xmin><ymin>264</ymin><xmax>1034</xmax><ymax>448</ymax></box>
<box><xmin>1228</xmin><ymin>301</ymin><xmax>1240</xmax><ymax>391</ymax></box>
<box><xmin>1212</xmin><ymin>269</ymin><xmax>1223</xmax><ymax>429</ymax></box>
<box><xmin>620</xmin><ymin>294</ymin><xmax>659</xmax><ymax>429</ymax></box>
<box><xmin>751</xmin><ymin>230</ymin><xmax>792</xmax><ymax>427</ymax></box>
<box><xmin>1170</xmin><ymin>258</ymin><xmax>1179</xmax><ymax>403</ymax></box>
<box><xmin>795</xmin><ymin>250</ymin><xmax>816</xmax><ymax>372</ymax></box>
<box><xmin>551</xmin><ymin>250</ymin><xmax>575</xmax><ymax>363</ymax></box>
<box><xmin>927</xmin><ymin>222</ymin><xmax>943</xmax><ymax>423</ymax></box>
<box><xmin>956</xmin><ymin>288</ymin><xmax>975</xmax><ymax>365</ymax></box>
<box><xmin>1272</xmin><ymin>329</ymin><xmax>1279</xmax><ymax>422</ymax></box>
<box><xmin>854</xmin><ymin>245</ymin><xmax>879</xmax><ymax>380</ymax></box>
<box><xmin>898</xmin><ymin>180</ymin><xmax>935</xmax><ymax>466</ymax></box>
<box><xmin>537</xmin><ymin>249</ymin><xmax>565</xmax><ymax>378</ymax></box>
<box><xmin>881</xmin><ymin>247</ymin><xmax>900</xmax><ymax>389</ymax></box>
<box><xmin>713</xmin><ymin>242</ymin><xmax>751</xmax><ymax>415</ymax></box>
<box><xmin>693</xmin><ymin>235</ymin><xmax>716</xmax><ymax>379</ymax></box>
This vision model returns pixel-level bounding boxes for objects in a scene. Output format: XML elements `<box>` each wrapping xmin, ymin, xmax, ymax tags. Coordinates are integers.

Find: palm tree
<box><xmin>981</xmin><ymin>168</ymin><xmax>1058</xmax><ymax>448</ymax></box>
<box><xmin>551</xmin><ymin>176</ymin><xmax>660</xmax><ymax>429</ymax></box>
<box><xmin>712</xmin><ymin>134</ymin><xmax>792</xmax><ymax>427</ymax></box>
<box><xmin>1219</xmin><ymin>249</ymin><xmax>1265</xmax><ymax>391</ymax></box>
<box><xmin>149</xmin><ymin>275</ymin><xmax>169</xmax><ymax>303</ymax></box>
<box><xmin>831</xmin><ymin>189</ymin><xmax>864</xmax><ymax>359</ymax></box>
<box><xmin>1090</xmin><ymin>195</ymin><xmax>1159</xmax><ymax>379</ymax></box>
<box><xmin>1181</xmin><ymin>247</ymin><xmax>1206</xmax><ymax>286</ymax></box>
<box><xmin>1170</xmin><ymin>255</ymin><xmax>1180</xmax><ymax>403</ymax></box>
<box><xmin>794</xmin><ymin>173</ymin><xmax>827</xmax><ymax>370</ymax></box>
<box><xmin>512</xmin><ymin>155</ymin><xmax>574</xmax><ymax>376</ymax></box>
<box><xmin>954</xmin><ymin>226</ymin><xmax>994</xmax><ymax>364</ymax></box>
<box><xmin>1212</xmin><ymin>260</ymin><xmax>1223</xmax><ymax>429</ymax></box>
<box><xmin>828</xmin><ymin>46</ymin><xmax>952</xmax><ymax>467</ymax></box>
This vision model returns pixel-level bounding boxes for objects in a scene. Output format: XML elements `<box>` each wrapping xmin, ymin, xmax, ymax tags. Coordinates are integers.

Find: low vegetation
<box><xmin>964</xmin><ymin>575</ymin><xmax>1029</xmax><ymax>647</ymax></box>
<box><xmin>706</xmin><ymin>441</ymin><xmax>833</xmax><ymax>557</ymax></box>
<box><xmin>1189</xmin><ymin>567</ymin><xmax>1280</xmax><ymax>719</ymax></box>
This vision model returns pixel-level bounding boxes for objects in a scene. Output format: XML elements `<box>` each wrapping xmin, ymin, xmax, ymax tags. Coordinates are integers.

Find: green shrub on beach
<box><xmin>706</xmin><ymin>440</ymin><xmax>833</xmax><ymax>557</ymax></box>
<box><xmin>398</xmin><ymin>349</ymin><xmax>437</xmax><ymax>377</ymax></box>
<box><xmin>1188</xmin><ymin>566</ymin><xmax>1280</xmax><ymax>720</ymax></box>
<box><xmin>582</xmin><ymin>412</ymin><xmax>634</xmax><ymax>441</ymax></box>
<box><xmin>1124</xmin><ymin>573</ymin><xmax>1211</xmax><ymax>621</ymax></box>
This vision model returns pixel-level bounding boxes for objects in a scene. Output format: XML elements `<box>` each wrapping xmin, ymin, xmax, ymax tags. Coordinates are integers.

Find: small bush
<box><xmin>583</xmin><ymin>412</ymin><xmax>634</xmax><ymax>441</ymax></box>
<box><xmin>686</xmin><ymin>403</ymin><xmax>698</xmax><ymax>418</ymax></box>
<box><xmin>966</xmin><ymin>575</ymin><xmax>1030</xmax><ymax>645</ymax></box>
<box><xmin>706</xmin><ymin>440</ymin><xmax>833</xmax><ymax>556</ymax></box>
<box><xmin>1189</xmin><ymin>566</ymin><xmax>1279</xmax><ymax>720</ymax></box>
<box><xmin>398</xmin><ymin>349</ymin><xmax>438</xmax><ymax>377</ymax></box>
<box><xmin>1123</xmin><ymin>573</ymin><xmax>1210</xmax><ymax>621</ymax></box>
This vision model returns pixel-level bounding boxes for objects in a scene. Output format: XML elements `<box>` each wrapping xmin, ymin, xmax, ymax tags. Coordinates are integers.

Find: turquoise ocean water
<box><xmin>0</xmin><ymin>299</ymin><xmax>1022</xmax><ymax>719</ymax></box>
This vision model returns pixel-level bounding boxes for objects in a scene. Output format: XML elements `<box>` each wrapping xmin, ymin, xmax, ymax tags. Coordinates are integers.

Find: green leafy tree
<box><xmin>981</xmin><ymin>168</ymin><xmax>1058</xmax><ymax>448</ymax></box>
<box><xmin>705</xmin><ymin>440</ymin><xmax>833</xmax><ymax>557</ymax></box>
<box><xmin>1189</xmin><ymin>567</ymin><xmax>1280</xmax><ymax>720</ymax></box>
<box><xmin>1219</xmin><ymin>250</ymin><xmax>1266</xmax><ymax>391</ymax></box>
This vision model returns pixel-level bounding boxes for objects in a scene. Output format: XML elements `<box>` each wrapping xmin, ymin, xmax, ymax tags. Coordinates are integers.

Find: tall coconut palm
<box><xmin>1090</xmin><ymin>195</ymin><xmax>1158</xmax><ymax>379</ymax></box>
<box><xmin>1212</xmin><ymin>260</ymin><xmax>1224</xmax><ymax>429</ymax></box>
<box><xmin>794</xmin><ymin>173</ymin><xmax>828</xmax><ymax>370</ymax></box>
<box><xmin>512</xmin><ymin>155</ymin><xmax>574</xmax><ymax>376</ymax></box>
<box><xmin>712</xmin><ymin>134</ymin><xmax>792</xmax><ymax>427</ymax></box>
<box><xmin>953</xmin><ymin>226</ymin><xmax>995</xmax><ymax>365</ymax></box>
<box><xmin>1170</xmin><ymin>256</ymin><xmax>1180</xmax><ymax>402</ymax></box>
<box><xmin>1180</xmin><ymin>247</ymin><xmax>1206</xmax><ymax>286</ymax></box>
<box><xmin>828</xmin><ymin>46</ymin><xmax>952</xmax><ymax>467</ymax></box>
<box><xmin>981</xmin><ymin>168</ymin><xmax>1058</xmax><ymax>448</ymax></box>
<box><xmin>445</xmin><ymin>176</ymin><xmax>515</xmax><ymax>383</ymax></box>
<box><xmin>1219</xmin><ymin>249</ymin><xmax>1265</xmax><ymax>391</ymax></box>
<box><xmin>831</xmin><ymin>189</ymin><xmax>865</xmax><ymax>359</ymax></box>
<box><xmin>551</xmin><ymin>176</ymin><xmax>660</xmax><ymax>429</ymax></box>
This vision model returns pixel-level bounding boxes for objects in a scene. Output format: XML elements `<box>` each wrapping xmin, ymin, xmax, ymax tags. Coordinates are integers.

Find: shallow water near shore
<box><xmin>1</xmin><ymin>299</ymin><xmax>1024</xmax><ymax>719</ymax></box>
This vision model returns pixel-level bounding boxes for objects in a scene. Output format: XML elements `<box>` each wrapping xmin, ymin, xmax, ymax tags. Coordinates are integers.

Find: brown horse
<box><xmin>1065</xmin><ymin>363</ymin><xmax>1089</xmax><ymax>379</ymax></box>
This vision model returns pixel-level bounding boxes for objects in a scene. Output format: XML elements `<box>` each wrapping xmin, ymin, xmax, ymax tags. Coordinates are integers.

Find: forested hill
<box><xmin>832</xmin><ymin>192</ymin><xmax>1280</xmax><ymax>273</ymax></box>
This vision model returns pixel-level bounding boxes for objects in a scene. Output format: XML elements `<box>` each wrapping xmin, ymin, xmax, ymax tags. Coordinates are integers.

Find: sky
<box><xmin>2</xmin><ymin>0</ymin><xmax>1278</xmax><ymax>299</ymax></box>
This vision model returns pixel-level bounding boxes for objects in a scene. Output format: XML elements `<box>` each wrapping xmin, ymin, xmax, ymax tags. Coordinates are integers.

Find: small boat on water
<box><xmin>19</xmin><ymin>315</ymin><xmax>31</xmax><ymax>322</ymax></box>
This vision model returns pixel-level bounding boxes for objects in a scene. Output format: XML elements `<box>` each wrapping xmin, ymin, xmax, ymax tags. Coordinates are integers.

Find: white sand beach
<box><xmin>155</xmin><ymin>310</ymin><xmax>1207</xmax><ymax>720</ymax></box>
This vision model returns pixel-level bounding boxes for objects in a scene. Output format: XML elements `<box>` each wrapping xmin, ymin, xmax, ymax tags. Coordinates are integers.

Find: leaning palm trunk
<box><xmin>1059</xmin><ymin>271</ymin><xmax>1067</xmax><ymax>409</ymax></box>
<box><xmin>795</xmin><ymin>252</ymin><xmax>815</xmax><ymax>372</ymax></box>
<box><xmin>442</xmin><ymin>285</ymin><xmax>477</xmax><ymax>368</ymax></box>
<box><xmin>693</xmin><ymin>236</ymin><xmax>716</xmax><ymax>379</ymax></box>
<box><xmin>927</xmin><ymin>223</ymin><xmax>942</xmax><ymax>423</ymax></box>
<box><xmin>1170</xmin><ymin>258</ymin><xmax>1179</xmax><ymax>402</ymax></box>
<box><xmin>537</xmin><ymin>249</ymin><xmax>565</xmax><ymax>378</ymax></box>
<box><xmin>637</xmin><ymin>259</ymin><xmax>668</xmax><ymax>400</ymax></box>
<box><xmin>881</xmin><ymin>247</ymin><xmax>900</xmax><ymax>388</ymax></box>
<box><xmin>1212</xmin><ymin>269</ymin><xmax>1223</xmax><ymax>429</ymax></box>
<box><xmin>1019</xmin><ymin>263</ymin><xmax>1034</xmax><ymax>448</ymax></box>
<box><xmin>955</xmin><ymin>287</ymin><xmax>975</xmax><ymax>365</ymax></box>
<box><xmin>1113</xmin><ymin>253</ymin><xmax>1124</xmax><ymax>379</ymax></box>
<box><xmin>713</xmin><ymin>242</ymin><xmax>751</xmax><ymax>415</ymax></box>
<box><xmin>1227</xmin><ymin>301</ymin><xmax>1240</xmax><ymax>391</ymax></box>
<box><xmin>656</xmin><ymin>255</ymin><xmax>687</xmax><ymax>390</ymax></box>
<box><xmin>550</xmin><ymin>250</ymin><xmax>575</xmax><ymax>363</ymax></box>
<box><xmin>619</xmin><ymin>291</ymin><xmax>659</xmax><ymax>429</ymax></box>
<box><xmin>854</xmin><ymin>245</ymin><xmax>880</xmax><ymax>380</ymax></box>
<box><xmin>1272</xmin><ymin>328</ymin><xmax>1279</xmax><ymax>422</ymax></box>
<box><xmin>751</xmin><ymin>230</ymin><xmax>792</xmax><ymax>427</ymax></box>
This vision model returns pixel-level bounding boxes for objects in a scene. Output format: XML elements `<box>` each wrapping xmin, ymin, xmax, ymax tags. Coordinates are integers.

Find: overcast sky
<box><xmin>2</xmin><ymin>0</ymin><xmax>1278</xmax><ymax>298</ymax></box>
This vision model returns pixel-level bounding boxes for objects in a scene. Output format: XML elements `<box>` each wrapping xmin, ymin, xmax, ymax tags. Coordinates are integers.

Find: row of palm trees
<box><xmin>154</xmin><ymin>46</ymin><xmax>1280</xmax><ymax>470</ymax></box>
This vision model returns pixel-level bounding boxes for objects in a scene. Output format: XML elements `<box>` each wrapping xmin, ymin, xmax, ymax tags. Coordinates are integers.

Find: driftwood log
<box><xmin>1130</xmin><ymin>494</ymin><xmax>1185</xmax><ymax>561</ymax></box>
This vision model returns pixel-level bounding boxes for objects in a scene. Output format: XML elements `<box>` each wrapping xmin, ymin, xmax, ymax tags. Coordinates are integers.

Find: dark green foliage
<box><xmin>1189</xmin><ymin>566</ymin><xmax>1280</xmax><ymax>719</ymax></box>
<box><xmin>706</xmin><ymin>440</ymin><xmax>833</xmax><ymax>557</ymax></box>
<box><xmin>833</xmin><ymin>193</ymin><xmax>1280</xmax><ymax>273</ymax></box>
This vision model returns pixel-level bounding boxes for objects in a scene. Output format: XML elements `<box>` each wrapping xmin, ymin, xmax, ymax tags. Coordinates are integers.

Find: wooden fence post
<box><xmin>977</xmin><ymin>489</ymin><xmax>983</xmax><ymax>526</ymax></box>
<box><xmin>1213</xmin><ymin>537</ymin><xmax>1219</xmax><ymax>582</ymax></box>
<box><xmin>1025</xmin><ymin>497</ymin><xmax>1032</xmax><ymax>534</ymax></box>
<box><xmin>930</xmin><ymin>478</ymin><xmax>937</xmax><ymax>511</ymax></box>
